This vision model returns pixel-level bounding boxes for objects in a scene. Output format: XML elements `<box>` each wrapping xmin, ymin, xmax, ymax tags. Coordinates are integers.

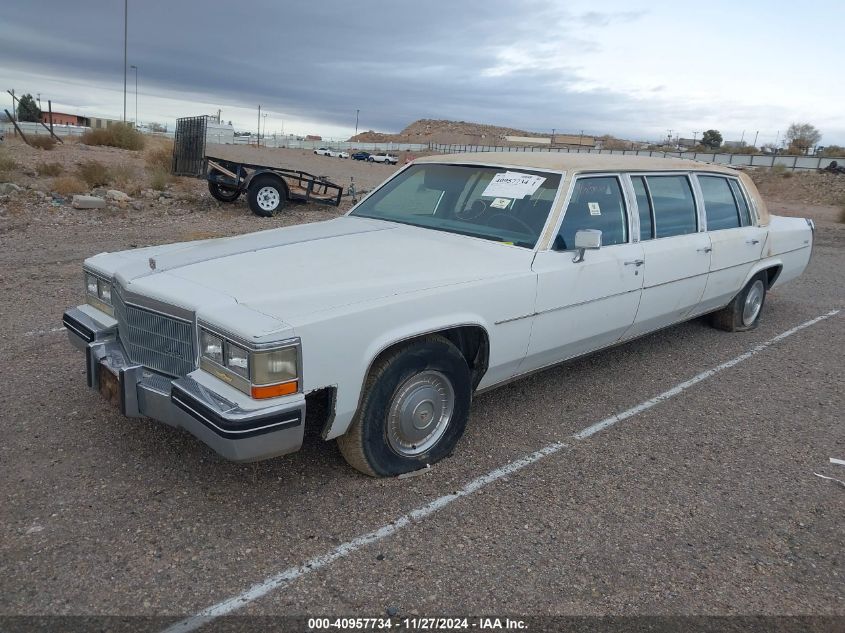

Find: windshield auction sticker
<box><xmin>482</xmin><ymin>171</ymin><xmax>546</xmax><ymax>199</ymax></box>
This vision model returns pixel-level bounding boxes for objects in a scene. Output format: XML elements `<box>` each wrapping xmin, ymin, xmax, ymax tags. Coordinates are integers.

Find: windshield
<box><xmin>350</xmin><ymin>163</ymin><xmax>562</xmax><ymax>248</ymax></box>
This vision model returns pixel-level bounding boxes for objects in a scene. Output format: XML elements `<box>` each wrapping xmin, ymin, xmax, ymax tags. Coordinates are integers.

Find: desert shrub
<box><xmin>109</xmin><ymin>163</ymin><xmax>138</xmax><ymax>187</ymax></box>
<box><xmin>80</xmin><ymin>123</ymin><xmax>145</xmax><ymax>150</ymax></box>
<box><xmin>148</xmin><ymin>167</ymin><xmax>172</xmax><ymax>191</ymax></box>
<box><xmin>770</xmin><ymin>164</ymin><xmax>788</xmax><ymax>176</ymax></box>
<box><xmin>52</xmin><ymin>176</ymin><xmax>87</xmax><ymax>195</ymax></box>
<box><xmin>0</xmin><ymin>152</ymin><xmax>17</xmax><ymax>172</ymax></box>
<box><xmin>77</xmin><ymin>160</ymin><xmax>111</xmax><ymax>187</ymax></box>
<box><xmin>28</xmin><ymin>135</ymin><xmax>57</xmax><ymax>150</ymax></box>
<box><xmin>36</xmin><ymin>162</ymin><xmax>64</xmax><ymax>176</ymax></box>
<box><xmin>145</xmin><ymin>143</ymin><xmax>173</xmax><ymax>171</ymax></box>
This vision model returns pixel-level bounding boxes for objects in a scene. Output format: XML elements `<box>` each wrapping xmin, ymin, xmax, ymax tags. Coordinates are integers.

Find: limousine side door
<box><xmin>622</xmin><ymin>173</ymin><xmax>712</xmax><ymax>340</ymax></box>
<box><xmin>522</xmin><ymin>175</ymin><xmax>644</xmax><ymax>373</ymax></box>
<box><xmin>695</xmin><ymin>175</ymin><xmax>768</xmax><ymax>313</ymax></box>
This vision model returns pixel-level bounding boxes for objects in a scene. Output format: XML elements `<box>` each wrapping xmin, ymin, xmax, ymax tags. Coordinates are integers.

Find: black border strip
<box><xmin>62</xmin><ymin>312</ymin><xmax>95</xmax><ymax>343</ymax></box>
<box><xmin>171</xmin><ymin>387</ymin><xmax>301</xmax><ymax>439</ymax></box>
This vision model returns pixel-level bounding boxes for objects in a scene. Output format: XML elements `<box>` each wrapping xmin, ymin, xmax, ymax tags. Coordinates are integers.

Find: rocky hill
<box><xmin>349</xmin><ymin>119</ymin><xmax>548</xmax><ymax>145</ymax></box>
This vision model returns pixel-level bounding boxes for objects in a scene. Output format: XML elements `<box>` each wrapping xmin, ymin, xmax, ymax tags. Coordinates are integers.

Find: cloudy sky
<box><xmin>2</xmin><ymin>0</ymin><xmax>843</xmax><ymax>145</ymax></box>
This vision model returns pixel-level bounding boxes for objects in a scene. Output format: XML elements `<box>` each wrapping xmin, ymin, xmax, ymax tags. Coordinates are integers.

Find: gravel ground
<box><xmin>0</xmin><ymin>148</ymin><xmax>842</xmax><ymax>628</ymax></box>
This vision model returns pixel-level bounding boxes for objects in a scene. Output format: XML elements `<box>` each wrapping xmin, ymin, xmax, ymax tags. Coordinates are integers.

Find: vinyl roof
<box><xmin>415</xmin><ymin>151</ymin><xmax>740</xmax><ymax>174</ymax></box>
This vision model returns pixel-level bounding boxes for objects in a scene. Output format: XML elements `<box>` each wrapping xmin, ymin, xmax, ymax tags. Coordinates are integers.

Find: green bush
<box><xmin>80</xmin><ymin>123</ymin><xmax>145</xmax><ymax>150</ymax></box>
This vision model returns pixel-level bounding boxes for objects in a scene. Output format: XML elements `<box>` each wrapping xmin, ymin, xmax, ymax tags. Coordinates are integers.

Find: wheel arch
<box><xmin>246</xmin><ymin>170</ymin><xmax>290</xmax><ymax>199</ymax></box>
<box><xmin>744</xmin><ymin>259</ymin><xmax>783</xmax><ymax>290</ymax></box>
<box><xmin>323</xmin><ymin>321</ymin><xmax>491</xmax><ymax>440</ymax></box>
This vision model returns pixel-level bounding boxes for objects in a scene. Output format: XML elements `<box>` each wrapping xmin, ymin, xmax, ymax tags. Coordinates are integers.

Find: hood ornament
<box><xmin>149</xmin><ymin>257</ymin><xmax>157</xmax><ymax>270</ymax></box>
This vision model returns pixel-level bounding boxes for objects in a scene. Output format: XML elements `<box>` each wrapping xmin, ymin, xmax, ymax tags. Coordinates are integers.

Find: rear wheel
<box><xmin>207</xmin><ymin>180</ymin><xmax>240</xmax><ymax>202</ymax></box>
<box><xmin>247</xmin><ymin>176</ymin><xmax>286</xmax><ymax>217</ymax></box>
<box><xmin>337</xmin><ymin>335</ymin><xmax>471</xmax><ymax>477</ymax></box>
<box><xmin>710</xmin><ymin>273</ymin><xmax>767</xmax><ymax>332</ymax></box>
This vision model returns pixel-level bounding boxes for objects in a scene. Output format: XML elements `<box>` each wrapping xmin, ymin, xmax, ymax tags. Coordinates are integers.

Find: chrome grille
<box><xmin>112</xmin><ymin>286</ymin><xmax>196</xmax><ymax>377</ymax></box>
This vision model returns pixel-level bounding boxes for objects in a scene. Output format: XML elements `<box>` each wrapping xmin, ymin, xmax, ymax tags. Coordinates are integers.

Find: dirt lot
<box><xmin>0</xmin><ymin>139</ymin><xmax>843</xmax><ymax>629</ymax></box>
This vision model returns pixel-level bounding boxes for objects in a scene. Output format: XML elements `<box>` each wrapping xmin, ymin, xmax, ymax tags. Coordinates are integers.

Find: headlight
<box><xmin>225</xmin><ymin>342</ymin><xmax>249</xmax><ymax>379</ymax></box>
<box><xmin>251</xmin><ymin>347</ymin><xmax>297</xmax><ymax>385</ymax></box>
<box><xmin>84</xmin><ymin>270</ymin><xmax>113</xmax><ymax>316</ymax></box>
<box><xmin>199</xmin><ymin>327</ymin><xmax>299</xmax><ymax>399</ymax></box>
<box><xmin>85</xmin><ymin>273</ymin><xmax>99</xmax><ymax>295</ymax></box>
<box><xmin>200</xmin><ymin>330</ymin><xmax>224</xmax><ymax>365</ymax></box>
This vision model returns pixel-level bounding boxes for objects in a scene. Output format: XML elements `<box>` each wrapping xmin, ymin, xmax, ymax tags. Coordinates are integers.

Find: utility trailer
<box><xmin>172</xmin><ymin>115</ymin><xmax>343</xmax><ymax>217</ymax></box>
<box><xmin>205</xmin><ymin>156</ymin><xmax>343</xmax><ymax>216</ymax></box>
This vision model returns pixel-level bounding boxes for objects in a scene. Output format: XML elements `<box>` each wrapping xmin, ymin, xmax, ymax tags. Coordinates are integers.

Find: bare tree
<box><xmin>786</xmin><ymin>123</ymin><xmax>821</xmax><ymax>155</ymax></box>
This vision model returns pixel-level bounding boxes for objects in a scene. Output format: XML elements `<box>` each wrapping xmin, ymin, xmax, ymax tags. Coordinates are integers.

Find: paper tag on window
<box><xmin>482</xmin><ymin>171</ymin><xmax>546</xmax><ymax>199</ymax></box>
<box><xmin>588</xmin><ymin>202</ymin><xmax>601</xmax><ymax>216</ymax></box>
<box><xmin>489</xmin><ymin>197</ymin><xmax>511</xmax><ymax>209</ymax></box>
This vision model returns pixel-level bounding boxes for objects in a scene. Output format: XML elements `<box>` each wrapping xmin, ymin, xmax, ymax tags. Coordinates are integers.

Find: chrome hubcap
<box><xmin>387</xmin><ymin>370</ymin><xmax>454</xmax><ymax>457</ymax></box>
<box><xmin>742</xmin><ymin>280</ymin><xmax>765</xmax><ymax>325</ymax></box>
<box><xmin>256</xmin><ymin>186</ymin><xmax>280</xmax><ymax>212</ymax></box>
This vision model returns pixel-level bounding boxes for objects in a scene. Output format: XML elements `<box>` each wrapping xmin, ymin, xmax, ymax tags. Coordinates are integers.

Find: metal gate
<box><xmin>172</xmin><ymin>115</ymin><xmax>208</xmax><ymax>177</ymax></box>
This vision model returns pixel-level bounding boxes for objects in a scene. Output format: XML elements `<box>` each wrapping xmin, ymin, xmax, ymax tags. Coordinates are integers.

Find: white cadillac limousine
<box><xmin>63</xmin><ymin>154</ymin><xmax>813</xmax><ymax>476</ymax></box>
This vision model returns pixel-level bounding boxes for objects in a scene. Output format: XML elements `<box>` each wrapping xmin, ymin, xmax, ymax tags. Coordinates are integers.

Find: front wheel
<box><xmin>367</xmin><ymin>157</ymin><xmax>374</xmax><ymax>162</ymax></box>
<box><xmin>710</xmin><ymin>273</ymin><xmax>767</xmax><ymax>332</ymax></box>
<box><xmin>247</xmin><ymin>176</ymin><xmax>286</xmax><ymax>217</ymax></box>
<box><xmin>337</xmin><ymin>335</ymin><xmax>471</xmax><ymax>477</ymax></box>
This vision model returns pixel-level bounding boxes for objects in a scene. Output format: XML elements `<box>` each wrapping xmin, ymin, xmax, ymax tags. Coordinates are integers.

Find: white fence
<box><xmin>216</xmin><ymin>135</ymin><xmax>429</xmax><ymax>152</ymax></box>
<box><xmin>2</xmin><ymin>121</ymin><xmax>90</xmax><ymax>137</ymax></box>
<box><xmin>430</xmin><ymin>143</ymin><xmax>845</xmax><ymax>172</ymax></box>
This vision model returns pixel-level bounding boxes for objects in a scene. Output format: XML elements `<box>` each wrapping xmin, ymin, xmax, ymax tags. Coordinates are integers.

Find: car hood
<box><xmin>92</xmin><ymin>216</ymin><xmax>533</xmax><ymax>326</ymax></box>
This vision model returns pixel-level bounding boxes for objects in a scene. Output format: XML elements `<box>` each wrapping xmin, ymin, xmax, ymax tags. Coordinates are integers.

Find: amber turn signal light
<box><xmin>251</xmin><ymin>380</ymin><xmax>298</xmax><ymax>399</ymax></box>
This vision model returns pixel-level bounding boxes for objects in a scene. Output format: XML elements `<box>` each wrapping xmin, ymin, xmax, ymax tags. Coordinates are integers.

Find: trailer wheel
<box><xmin>207</xmin><ymin>181</ymin><xmax>241</xmax><ymax>203</ymax></box>
<box><xmin>247</xmin><ymin>176</ymin><xmax>286</xmax><ymax>217</ymax></box>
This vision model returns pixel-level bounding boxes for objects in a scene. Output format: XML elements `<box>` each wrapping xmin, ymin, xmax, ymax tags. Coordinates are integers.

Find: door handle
<box><xmin>697</xmin><ymin>246</ymin><xmax>712</xmax><ymax>253</ymax></box>
<box><xmin>746</xmin><ymin>239</ymin><xmax>760</xmax><ymax>245</ymax></box>
<box><xmin>624</xmin><ymin>259</ymin><xmax>644</xmax><ymax>267</ymax></box>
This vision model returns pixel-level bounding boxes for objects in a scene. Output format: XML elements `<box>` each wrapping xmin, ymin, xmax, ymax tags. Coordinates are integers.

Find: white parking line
<box><xmin>161</xmin><ymin>309</ymin><xmax>840</xmax><ymax>633</ymax></box>
<box><xmin>24</xmin><ymin>326</ymin><xmax>66</xmax><ymax>337</ymax></box>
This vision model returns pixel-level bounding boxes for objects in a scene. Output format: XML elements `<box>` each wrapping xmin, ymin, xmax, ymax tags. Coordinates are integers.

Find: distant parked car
<box><xmin>369</xmin><ymin>153</ymin><xmax>398</xmax><ymax>164</ymax></box>
<box><xmin>351</xmin><ymin>151</ymin><xmax>371</xmax><ymax>161</ymax></box>
<box><xmin>333</xmin><ymin>150</ymin><xmax>349</xmax><ymax>159</ymax></box>
<box><xmin>314</xmin><ymin>148</ymin><xmax>331</xmax><ymax>156</ymax></box>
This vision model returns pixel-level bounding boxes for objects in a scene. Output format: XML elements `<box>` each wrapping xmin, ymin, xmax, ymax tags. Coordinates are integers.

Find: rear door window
<box><xmin>699</xmin><ymin>175</ymin><xmax>741</xmax><ymax>231</ymax></box>
<box><xmin>631</xmin><ymin>176</ymin><xmax>654</xmax><ymax>240</ymax></box>
<box><xmin>646</xmin><ymin>175</ymin><xmax>698</xmax><ymax>238</ymax></box>
<box><xmin>728</xmin><ymin>179</ymin><xmax>752</xmax><ymax>226</ymax></box>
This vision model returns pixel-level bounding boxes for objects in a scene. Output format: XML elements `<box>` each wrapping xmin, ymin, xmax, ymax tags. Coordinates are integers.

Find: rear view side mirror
<box><xmin>572</xmin><ymin>229</ymin><xmax>602</xmax><ymax>263</ymax></box>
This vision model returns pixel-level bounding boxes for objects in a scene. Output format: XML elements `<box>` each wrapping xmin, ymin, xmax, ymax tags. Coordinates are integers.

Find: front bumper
<box><xmin>62</xmin><ymin>306</ymin><xmax>305</xmax><ymax>462</ymax></box>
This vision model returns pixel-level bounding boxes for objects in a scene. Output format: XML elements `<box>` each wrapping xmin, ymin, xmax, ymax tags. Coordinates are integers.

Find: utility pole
<box><xmin>123</xmin><ymin>0</ymin><xmax>128</xmax><ymax>122</ymax></box>
<box><xmin>753</xmin><ymin>130</ymin><xmax>759</xmax><ymax>147</ymax></box>
<box><xmin>355</xmin><ymin>109</ymin><xmax>359</xmax><ymax>136</ymax></box>
<box><xmin>693</xmin><ymin>131</ymin><xmax>698</xmax><ymax>145</ymax></box>
<box><xmin>130</xmin><ymin>65</ymin><xmax>138</xmax><ymax>126</ymax></box>
<box><xmin>740</xmin><ymin>130</ymin><xmax>745</xmax><ymax>144</ymax></box>
<box><xmin>263</xmin><ymin>113</ymin><xmax>267</xmax><ymax>143</ymax></box>
<box><xmin>257</xmin><ymin>104</ymin><xmax>261</xmax><ymax>146</ymax></box>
